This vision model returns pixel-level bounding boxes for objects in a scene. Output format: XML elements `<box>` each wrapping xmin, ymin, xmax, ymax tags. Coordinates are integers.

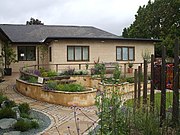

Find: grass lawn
<box><xmin>125</xmin><ymin>91</ymin><xmax>180</xmax><ymax>109</ymax></box>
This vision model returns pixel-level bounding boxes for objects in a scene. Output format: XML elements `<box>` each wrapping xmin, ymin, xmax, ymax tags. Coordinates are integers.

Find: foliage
<box><xmin>2</xmin><ymin>42</ymin><xmax>18</xmax><ymax>68</ymax></box>
<box><xmin>0</xmin><ymin>94</ymin><xmax>8</xmax><ymax>104</ymax></box>
<box><xmin>43</xmin><ymin>81</ymin><xmax>57</xmax><ymax>91</ymax></box>
<box><xmin>26</xmin><ymin>17</ymin><xmax>44</xmax><ymax>25</ymax></box>
<box><xmin>18</xmin><ymin>103</ymin><xmax>30</xmax><ymax>114</ymax></box>
<box><xmin>74</xmin><ymin>70</ymin><xmax>88</xmax><ymax>75</ymax></box>
<box><xmin>113</xmin><ymin>64</ymin><xmax>121</xmax><ymax>81</ymax></box>
<box><xmin>0</xmin><ymin>107</ymin><xmax>16</xmax><ymax>119</ymax></box>
<box><xmin>62</xmin><ymin>67</ymin><xmax>75</xmax><ymax>75</ymax></box>
<box><xmin>125</xmin><ymin>77</ymin><xmax>134</xmax><ymax>83</ymax></box>
<box><xmin>14</xmin><ymin>119</ymin><xmax>39</xmax><ymax>132</ymax></box>
<box><xmin>122</xmin><ymin>0</ymin><xmax>180</xmax><ymax>57</ymax></box>
<box><xmin>128</xmin><ymin>62</ymin><xmax>133</xmax><ymax>68</ymax></box>
<box><xmin>27</xmin><ymin>76</ymin><xmax>38</xmax><ymax>83</ymax></box>
<box><xmin>56</xmin><ymin>83</ymin><xmax>85</xmax><ymax>92</ymax></box>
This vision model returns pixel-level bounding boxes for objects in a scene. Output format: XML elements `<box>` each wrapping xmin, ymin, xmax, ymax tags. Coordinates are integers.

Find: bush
<box><xmin>14</xmin><ymin>119</ymin><xmax>39</xmax><ymax>132</ymax></box>
<box><xmin>125</xmin><ymin>77</ymin><xmax>134</xmax><ymax>83</ymax></box>
<box><xmin>18</xmin><ymin>103</ymin><xmax>30</xmax><ymax>114</ymax></box>
<box><xmin>0</xmin><ymin>94</ymin><xmax>8</xmax><ymax>105</ymax></box>
<box><xmin>47</xmin><ymin>70</ymin><xmax>57</xmax><ymax>77</ymax></box>
<box><xmin>28</xmin><ymin>76</ymin><xmax>38</xmax><ymax>83</ymax></box>
<box><xmin>56</xmin><ymin>84</ymin><xmax>85</xmax><ymax>92</ymax></box>
<box><xmin>0</xmin><ymin>107</ymin><xmax>16</xmax><ymax>119</ymax></box>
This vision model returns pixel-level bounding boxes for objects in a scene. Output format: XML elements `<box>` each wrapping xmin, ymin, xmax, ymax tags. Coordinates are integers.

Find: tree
<box><xmin>122</xmin><ymin>0</ymin><xmax>180</xmax><ymax>57</ymax></box>
<box><xmin>26</xmin><ymin>17</ymin><xmax>44</xmax><ymax>25</ymax></box>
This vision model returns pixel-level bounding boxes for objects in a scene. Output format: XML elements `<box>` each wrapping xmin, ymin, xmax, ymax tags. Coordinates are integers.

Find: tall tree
<box><xmin>26</xmin><ymin>17</ymin><xmax>44</xmax><ymax>25</ymax></box>
<box><xmin>122</xmin><ymin>0</ymin><xmax>180</xmax><ymax>57</ymax></box>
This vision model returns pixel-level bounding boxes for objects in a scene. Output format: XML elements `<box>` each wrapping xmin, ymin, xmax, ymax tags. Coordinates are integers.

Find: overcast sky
<box><xmin>0</xmin><ymin>0</ymin><xmax>150</xmax><ymax>36</ymax></box>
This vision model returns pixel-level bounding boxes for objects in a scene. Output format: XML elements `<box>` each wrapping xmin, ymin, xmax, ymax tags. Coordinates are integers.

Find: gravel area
<box><xmin>0</xmin><ymin>109</ymin><xmax>52</xmax><ymax>135</ymax></box>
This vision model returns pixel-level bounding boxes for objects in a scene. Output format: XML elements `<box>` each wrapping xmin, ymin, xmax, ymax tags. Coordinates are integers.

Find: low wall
<box><xmin>16</xmin><ymin>79</ymin><xmax>97</xmax><ymax>107</ymax></box>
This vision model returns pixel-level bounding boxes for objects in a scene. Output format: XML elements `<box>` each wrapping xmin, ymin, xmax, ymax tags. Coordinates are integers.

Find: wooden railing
<box><xmin>20</xmin><ymin>62</ymin><xmax>148</xmax><ymax>77</ymax></box>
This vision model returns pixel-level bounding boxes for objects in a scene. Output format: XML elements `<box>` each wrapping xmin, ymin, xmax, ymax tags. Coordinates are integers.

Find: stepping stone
<box><xmin>0</xmin><ymin>118</ymin><xmax>17</xmax><ymax>129</ymax></box>
<box><xmin>3</xmin><ymin>131</ymin><xmax>21</xmax><ymax>135</ymax></box>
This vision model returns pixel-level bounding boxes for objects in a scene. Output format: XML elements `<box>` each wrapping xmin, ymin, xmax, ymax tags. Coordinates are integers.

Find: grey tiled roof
<box><xmin>0</xmin><ymin>24</ymin><xmax>120</xmax><ymax>43</ymax></box>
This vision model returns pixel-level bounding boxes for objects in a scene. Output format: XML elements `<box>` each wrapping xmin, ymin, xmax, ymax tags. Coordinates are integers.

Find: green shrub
<box><xmin>14</xmin><ymin>119</ymin><xmax>39</xmax><ymax>132</ymax></box>
<box><xmin>4</xmin><ymin>100</ymin><xmax>17</xmax><ymax>108</ymax></box>
<box><xmin>47</xmin><ymin>70</ymin><xmax>57</xmax><ymax>77</ymax></box>
<box><xmin>31</xmin><ymin>119</ymin><xmax>39</xmax><ymax>128</ymax></box>
<box><xmin>20</xmin><ymin>113</ymin><xmax>32</xmax><ymax>119</ymax></box>
<box><xmin>41</xmin><ymin>72</ymin><xmax>48</xmax><ymax>77</ymax></box>
<box><xmin>56</xmin><ymin>84</ymin><xmax>85</xmax><ymax>92</ymax></box>
<box><xmin>125</xmin><ymin>77</ymin><xmax>134</xmax><ymax>83</ymax></box>
<box><xmin>0</xmin><ymin>107</ymin><xmax>16</xmax><ymax>119</ymax></box>
<box><xmin>45</xmin><ymin>81</ymin><xmax>58</xmax><ymax>90</ymax></box>
<box><xmin>0</xmin><ymin>94</ymin><xmax>8</xmax><ymax>104</ymax></box>
<box><xmin>28</xmin><ymin>76</ymin><xmax>38</xmax><ymax>83</ymax></box>
<box><xmin>18</xmin><ymin>103</ymin><xmax>30</xmax><ymax>114</ymax></box>
<box><xmin>14</xmin><ymin>119</ymin><xmax>31</xmax><ymax>131</ymax></box>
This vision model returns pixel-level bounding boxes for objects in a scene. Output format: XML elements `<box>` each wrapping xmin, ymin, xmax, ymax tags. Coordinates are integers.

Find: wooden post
<box><xmin>124</xmin><ymin>63</ymin><xmax>126</xmax><ymax>78</ymax></box>
<box><xmin>56</xmin><ymin>64</ymin><xmax>58</xmax><ymax>72</ymax></box>
<box><xmin>143</xmin><ymin>60</ymin><xmax>148</xmax><ymax>105</ymax></box>
<box><xmin>150</xmin><ymin>54</ymin><xmax>155</xmax><ymax>111</ymax></box>
<box><xmin>172</xmin><ymin>39</ymin><xmax>179</xmax><ymax>124</ymax></box>
<box><xmin>79</xmin><ymin>64</ymin><xmax>81</xmax><ymax>70</ymax></box>
<box><xmin>134</xmin><ymin>69</ymin><xmax>138</xmax><ymax>108</ymax></box>
<box><xmin>137</xmin><ymin>66</ymin><xmax>142</xmax><ymax>108</ymax></box>
<box><xmin>160</xmin><ymin>46</ymin><xmax>166</xmax><ymax>123</ymax></box>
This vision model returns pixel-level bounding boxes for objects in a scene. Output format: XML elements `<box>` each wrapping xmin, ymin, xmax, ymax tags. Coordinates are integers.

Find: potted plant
<box><xmin>128</xmin><ymin>62</ymin><xmax>133</xmax><ymax>73</ymax></box>
<box><xmin>2</xmin><ymin>42</ymin><xmax>18</xmax><ymax>75</ymax></box>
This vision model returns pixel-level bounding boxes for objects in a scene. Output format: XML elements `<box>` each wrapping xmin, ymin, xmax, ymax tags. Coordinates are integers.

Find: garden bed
<box><xmin>16</xmin><ymin>79</ymin><xmax>97</xmax><ymax>107</ymax></box>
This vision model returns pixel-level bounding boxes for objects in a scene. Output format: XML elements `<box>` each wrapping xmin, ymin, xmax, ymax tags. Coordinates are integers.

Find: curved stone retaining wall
<box><xmin>16</xmin><ymin>79</ymin><xmax>97</xmax><ymax>107</ymax></box>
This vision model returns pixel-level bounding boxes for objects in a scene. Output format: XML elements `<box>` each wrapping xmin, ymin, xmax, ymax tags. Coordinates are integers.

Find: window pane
<box><xmin>68</xmin><ymin>47</ymin><xmax>74</xmax><ymax>60</ymax></box>
<box><xmin>18</xmin><ymin>47</ymin><xmax>26</xmax><ymax>61</ymax></box>
<box><xmin>129</xmin><ymin>48</ymin><xmax>134</xmax><ymax>60</ymax></box>
<box><xmin>122</xmin><ymin>47</ymin><xmax>128</xmax><ymax>60</ymax></box>
<box><xmin>83</xmin><ymin>47</ymin><xmax>88</xmax><ymax>60</ymax></box>
<box><xmin>26</xmin><ymin>47</ymin><xmax>36</xmax><ymax>60</ymax></box>
<box><xmin>75</xmin><ymin>47</ymin><xmax>81</xmax><ymax>60</ymax></box>
<box><xmin>117</xmin><ymin>48</ymin><xmax>121</xmax><ymax>60</ymax></box>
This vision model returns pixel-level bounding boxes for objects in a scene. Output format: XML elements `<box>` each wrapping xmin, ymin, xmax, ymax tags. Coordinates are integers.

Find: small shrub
<box><xmin>56</xmin><ymin>84</ymin><xmax>85</xmax><ymax>92</ymax></box>
<box><xmin>63</xmin><ymin>68</ymin><xmax>75</xmax><ymax>75</ymax></box>
<box><xmin>4</xmin><ymin>100</ymin><xmax>17</xmax><ymax>108</ymax></box>
<box><xmin>47</xmin><ymin>70</ymin><xmax>57</xmax><ymax>77</ymax></box>
<box><xmin>33</xmin><ymin>69</ymin><xmax>41</xmax><ymax>76</ymax></box>
<box><xmin>28</xmin><ymin>76</ymin><xmax>38</xmax><ymax>83</ymax></box>
<box><xmin>0</xmin><ymin>94</ymin><xmax>8</xmax><ymax>105</ymax></box>
<box><xmin>14</xmin><ymin>119</ymin><xmax>31</xmax><ymax>131</ymax></box>
<box><xmin>41</xmin><ymin>72</ymin><xmax>48</xmax><ymax>77</ymax></box>
<box><xmin>44</xmin><ymin>81</ymin><xmax>58</xmax><ymax>90</ymax></box>
<box><xmin>20</xmin><ymin>113</ymin><xmax>32</xmax><ymax>119</ymax></box>
<box><xmin>14</xmin><ymin>119</ymin><xmax>38</xmax><ymax>132</ymax></box>
<box><xmin>18</xmin><ymin>103</ymin><xmax>30</xmax><ymax>114</ymax></box>
<box><xmin>0</xmin><ymin>107</ymin><xmax>16</xmax><ymax>119</ymax></box>
<box><xmin>113</xmin><ymin>64</ymin><xmax>121</xmax><ymax>81</ymax></box>
<box><xmin>125</xmin><ymin>77</ymin><xmax>134</xmax><ymax>83</ymax></box>
<box><xmin>31</xmin><ymin>119</ymin><xmax>39</xmax><ymax>128</ymax></box>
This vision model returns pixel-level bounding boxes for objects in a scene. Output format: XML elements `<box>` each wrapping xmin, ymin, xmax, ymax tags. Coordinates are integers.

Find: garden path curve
<box><xmin>0</xmin><ymin>73</ymin><xmax>98</xmax><ymax>135</ymax></box>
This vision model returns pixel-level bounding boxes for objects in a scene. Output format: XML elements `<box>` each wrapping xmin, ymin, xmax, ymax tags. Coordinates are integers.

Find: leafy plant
<box><xmin>128</xmin><ymin>62</ymin><xmax>134</xmax><ymax>68</ymax></box>
<box><xmin>47</xmin><ymin>70</ymin><xmax>57</xmax><ymax>77</ymax></box>
<box><xmin>56</xmin><ymin>84</ymin><xmax>85</xmax><ymax>92</ymax></box>
<box><xmin>0</xmin><ymin>107</ymin><xmax>16</xmax><ymax>119</ymax></box>
<box><xmin>1</xmin><ymin>42</ymin><xmax>18</xmax><ymax>68</ymax></box>
<box><xmin>0</xmin><ymin>94</ymin><xmax>8</xmax><ymax>104</ymax></box>
<box><xmin>18</xmin><ymin>103</ymin><xmax>30</xmax><ymax>114</ymax></box>
<box><xmin>27</xmin><ymin>76</ymin><xmax>38</xmax><ymax>83</ymax></box>
<box><xmin>14</xmin><ymin>119</ymin><xmax>39</xmax><ymax>132</ymax></box>
<box><xmin>113</xmin><ymin>64</ymin><xmax>121</xmax><ymax>81</ymax></box>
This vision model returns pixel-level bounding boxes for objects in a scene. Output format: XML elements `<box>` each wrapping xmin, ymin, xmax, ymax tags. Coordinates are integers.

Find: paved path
<box><xmin>0</xmin><ymin>73</ymin><xmax>98</xmax><ymax>135</ymax></box>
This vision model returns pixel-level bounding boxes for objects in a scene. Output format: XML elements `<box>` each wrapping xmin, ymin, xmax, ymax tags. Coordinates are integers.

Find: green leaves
<box><xmin>122</xmin><ymin>0</ymin><xmax>180</xmax><ymax>57</ymax></box>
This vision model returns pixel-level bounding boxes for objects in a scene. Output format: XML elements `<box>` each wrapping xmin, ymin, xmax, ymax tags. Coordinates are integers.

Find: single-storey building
<box><xmin>0</xmin><ymin>24</ymin><xmax>160</xmax><ymax>72</ymax></box>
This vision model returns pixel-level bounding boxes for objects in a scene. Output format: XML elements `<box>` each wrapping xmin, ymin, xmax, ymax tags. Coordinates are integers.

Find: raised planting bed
<box><xmin>16</xmin><ymin>79</ymin><xmax>97</xmax><ymax>107</ymax></box>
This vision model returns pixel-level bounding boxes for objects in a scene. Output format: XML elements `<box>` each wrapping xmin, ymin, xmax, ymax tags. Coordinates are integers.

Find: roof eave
<box><xmin>44</xmin><ymin>37</ymin><xmax>162</xmax><ymax>43</ymax></box>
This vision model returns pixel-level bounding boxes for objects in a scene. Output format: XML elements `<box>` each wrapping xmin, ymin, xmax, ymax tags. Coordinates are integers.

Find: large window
<box><xmin>67</xmin><ymin>46</ymin><xmax>89</xmax><ymax>61</ymax></box>
<box><xmin>18</xmin><ymin>46</ymin><xmax>36</xmax><ymax>61</ymax></box>
<box><xmin>116</xmin><ymin>46</ymin><xmax>135</xmax><ymax>61</ymax></box>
